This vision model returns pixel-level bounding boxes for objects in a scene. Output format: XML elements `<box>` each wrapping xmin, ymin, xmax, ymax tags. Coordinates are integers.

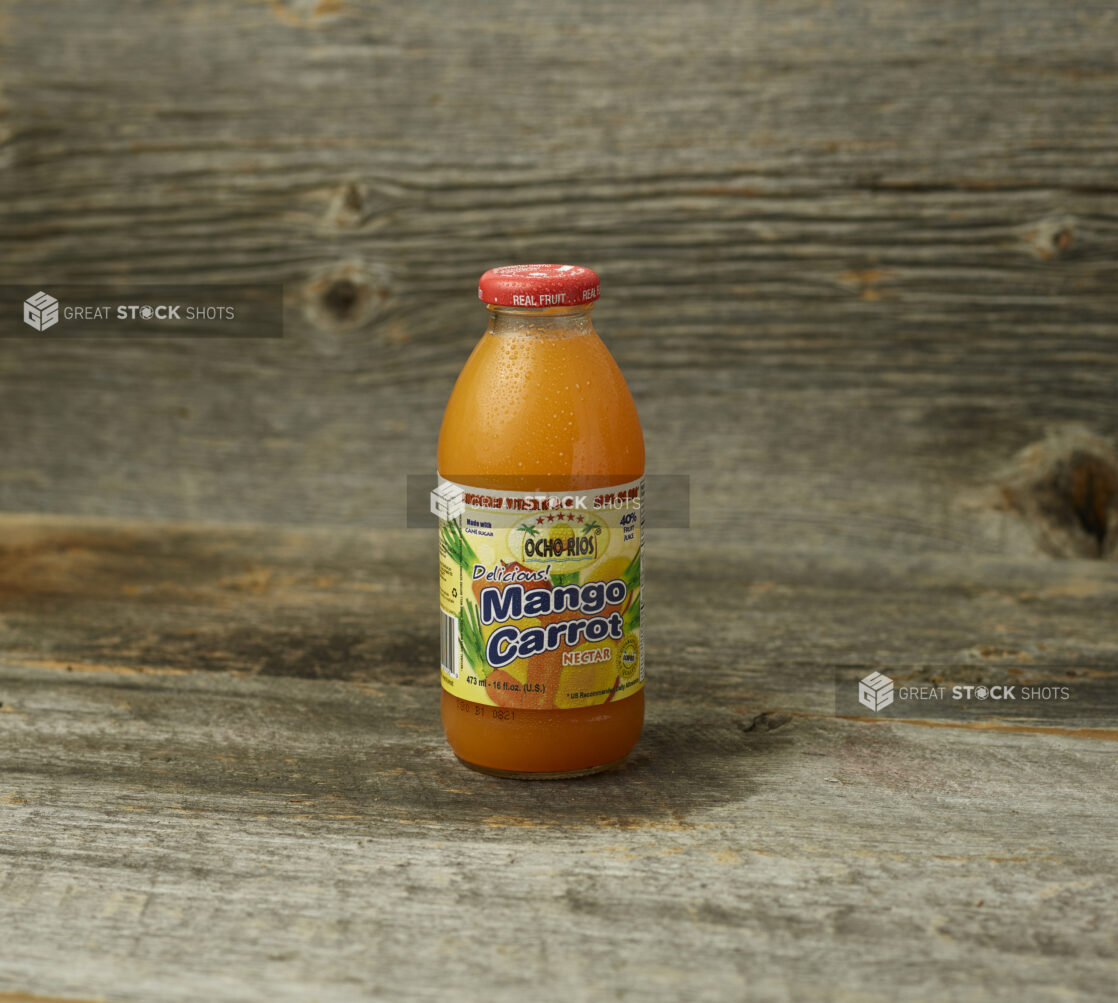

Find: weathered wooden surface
<box><xmin>2</xmin><ymin>1</ymin><xmax>1118</xmax><ymax>999</ymax></box>
<box><xmin>2</xmin><ymin>662</ymin><xmax>1117</xmax><ymax>1003</ymax></box>
<box><xmin>0</xmin><ymin>514</ymin><xmax>1116</xmax><ymax>722</ymax></box>
<box><xmin>1</xmin><ymin>515</ymin><xmax>1117</xmax><ymax>1001</ymax></box>
<box><xmin>0</xmin><ymin>0</ymin><xmax>1116</xmax><ymax>558</ymax></box>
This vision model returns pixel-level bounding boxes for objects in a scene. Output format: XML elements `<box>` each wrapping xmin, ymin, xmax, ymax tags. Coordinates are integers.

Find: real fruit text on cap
<box><xmin>478</xmin><ymin>264</ymin><xmax>601</xmax><ymax>308</ymax></box>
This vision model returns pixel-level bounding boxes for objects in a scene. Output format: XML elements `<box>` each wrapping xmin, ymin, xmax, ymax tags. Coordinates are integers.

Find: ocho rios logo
<box><xmin>510</xmin><ymin>511</ymin><xmax>607</xmax><ymax>572</ymax></box>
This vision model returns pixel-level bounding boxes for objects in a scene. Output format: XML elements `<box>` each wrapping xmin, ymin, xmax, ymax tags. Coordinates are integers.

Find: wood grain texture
<box><xmin>0</xmin><ymin>514</ymin><xmax>1116</xmax><ymax>721</ymax></box>
<box><xmin>0</xmin><ymin>0</ymin><xmax>1116</xmax><ymax>559</ymax></box>
<box><xmin>0</xmin><ymin>516</ymin><xmax>1116</xmax><ymax>1000</ymax></box>
<box><xmin>0</xmin><ymin>994</ymin><xmax>103</xmax><ymax>1003</ymax></box>
<box><xmin>2</xmin><ymin>2</ymin><xmax>1117</xmax><ymax>998</ymax></box>
<box><xmin>2</xmin><ymin>661</ymin><xmax>1117</xmax><ymax>1002</ymax></box>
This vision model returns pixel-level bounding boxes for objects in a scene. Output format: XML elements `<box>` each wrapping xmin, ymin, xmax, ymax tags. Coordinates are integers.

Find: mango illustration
<box><xmin>583</xmin><ymin>555</ymin><xmax>630</xmax><ymax>585</ymax></box>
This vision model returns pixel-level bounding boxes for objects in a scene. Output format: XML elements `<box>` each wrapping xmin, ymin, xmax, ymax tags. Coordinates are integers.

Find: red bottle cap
<box><xmin>478</xmin><ymin>264</ymin><xmax>601</xmax><ymax>308</ymax></box>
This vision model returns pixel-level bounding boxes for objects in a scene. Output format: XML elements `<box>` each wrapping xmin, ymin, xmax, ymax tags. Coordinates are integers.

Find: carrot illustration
<box><xmin>523</xmin><ymin>649</ymin><xmax>565</xmax><ymax>710</ymax></box>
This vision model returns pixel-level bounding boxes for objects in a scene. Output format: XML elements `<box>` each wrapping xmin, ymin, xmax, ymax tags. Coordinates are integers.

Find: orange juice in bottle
<box><xmin>433</xmin><ymin>264</ymin><xmax>644</xmax><ymax>778</ymax></box>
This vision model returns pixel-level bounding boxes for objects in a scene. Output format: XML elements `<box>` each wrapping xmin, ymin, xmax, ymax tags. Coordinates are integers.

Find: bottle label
<box><xmin>432</xmin><ymin>477</ymin><xmax>644</xmax><ymax>709</ymax></box>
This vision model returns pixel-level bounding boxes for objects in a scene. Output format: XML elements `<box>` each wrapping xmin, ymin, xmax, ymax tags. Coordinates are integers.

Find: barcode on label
<box><xmin>440</xmin><ymin>610</ymin><xmax>459</xmax><ymax>679</ymax></box>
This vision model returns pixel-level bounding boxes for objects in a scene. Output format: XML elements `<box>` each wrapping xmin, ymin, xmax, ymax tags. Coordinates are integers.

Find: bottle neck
<box><xmin>486</xmin><ymin>303</ymin><xmax>596</xmax><ymax>338</ymax></box>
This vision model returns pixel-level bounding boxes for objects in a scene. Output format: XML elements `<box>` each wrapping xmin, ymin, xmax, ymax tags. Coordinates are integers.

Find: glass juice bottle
<box><xmin>434</xmin><ymin>264</ymin><xmax>645</xmax><ymax>778</ymax></box>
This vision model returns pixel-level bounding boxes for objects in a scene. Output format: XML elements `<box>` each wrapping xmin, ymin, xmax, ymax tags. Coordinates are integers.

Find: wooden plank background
<box><xmin>1</xmin><ymin>2</ymin><xmax>1117</xmax><ymax>1001</ymax></box>
<box><xmin>0</xmin><ymin>0</ymin><xmax>1115</xmax><ymax>558</ymax></box>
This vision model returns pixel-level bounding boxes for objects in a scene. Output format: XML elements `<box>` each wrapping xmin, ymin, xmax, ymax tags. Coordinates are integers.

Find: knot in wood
<box><xmin>999</xmin><ymin>429</ymin><xmax>1118</xmax><ymax>559</ymax></box>
<box><xmin>303</xmin><ymin>262</ymin><xmax>391</xmax><ymax>334</ymax></box>
<box><xmin>327</xmin><ymin>182</ymin><xmax>369</xmax><ymax>229</ymax></box>
<box><xmin>1023</xmin><ymin>217</ymin><xmax>1076</xmax><ymax>260</ymax></box>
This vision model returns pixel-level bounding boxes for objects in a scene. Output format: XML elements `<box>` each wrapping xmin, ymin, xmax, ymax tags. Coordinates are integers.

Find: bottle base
<box><xmin>441</xmin><ymin>689</ymin><xmax>644</xmax><ymax>778</ymax></box>
<box><xmin>454</xmin><ymin>753</ymin><xmax>630</xmax><ymax>781</ymax></box>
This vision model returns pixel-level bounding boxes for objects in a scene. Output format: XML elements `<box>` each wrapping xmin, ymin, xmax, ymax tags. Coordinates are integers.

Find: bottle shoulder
<box><xmin>438</xmin><ymin>329</ymin><xmax>643</xmax><ymax>486</ymax></box>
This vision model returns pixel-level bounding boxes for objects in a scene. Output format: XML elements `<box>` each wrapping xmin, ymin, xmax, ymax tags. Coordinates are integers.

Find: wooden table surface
<box><xmin>1</xmin><ymin>515</ymin><xmax>1116</xmax><ymax>1001</ymax></box>
<box><xmin>2</xmin><ymin>0</ymin><xmax>1118</xmax><ymax>999</ymax></box>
